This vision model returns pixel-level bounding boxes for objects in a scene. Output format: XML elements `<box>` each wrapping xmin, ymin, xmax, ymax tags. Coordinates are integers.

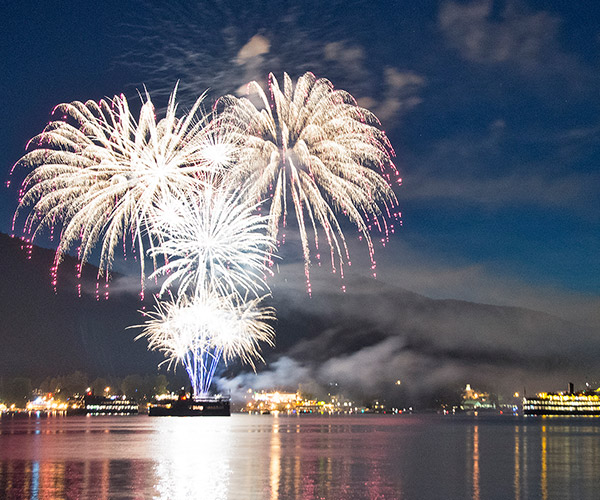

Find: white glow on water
<box><xmin>152</xmin><ymin>417</ymin><xmax>233</xmax><ymax>500</ymax></box>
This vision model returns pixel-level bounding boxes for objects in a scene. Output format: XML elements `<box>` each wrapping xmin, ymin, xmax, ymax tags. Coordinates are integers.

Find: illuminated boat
<box><xmin>523</xmin><ymin>389</ymin><xmax>600</xmax><ymax>416</ymax></box>
<box><xmin>148</xmin><ymin>394</ymin><xmax>231</xmax><ymax>417</ymax></box>
<box><xmin>67</xmin><ymin>394</ymin><xmax>139</xmax><ymax>416</ymax></box>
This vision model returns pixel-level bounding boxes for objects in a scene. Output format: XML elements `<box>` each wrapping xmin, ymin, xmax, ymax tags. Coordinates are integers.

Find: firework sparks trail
<box><xmin>148</xmin><ymin>183</ymin><xmax>277</xmax><ymax>302</ymax></box>
<box><xmin>135</xmin><ymin>292</ymin><xmax>275</xmax><ymax>397</ymax></box>
<box><xmin>218</xmin><ymin>72</ymin><xmax>401</xmax><ymax>293</ymax></box>
<box><xmin>11</xmin><ymin>85</ymin><xmax>237</xmax><ymax>296</ymax></box>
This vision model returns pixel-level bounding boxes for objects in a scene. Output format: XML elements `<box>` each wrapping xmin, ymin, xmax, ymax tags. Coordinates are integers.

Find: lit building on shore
<box><xmin>460</xmin><ymin>384</ymin><xmax>496</xmax><ymax>412</ymax></box>
<box><xmin>243</xmin><ymin>389</ymin><xmax>366</xmax><ymax>414</ymax></box>
<box><xmin>244</xmin><ymin>391</ymin><xmax>301</xmax><ymax>413</ymax></box>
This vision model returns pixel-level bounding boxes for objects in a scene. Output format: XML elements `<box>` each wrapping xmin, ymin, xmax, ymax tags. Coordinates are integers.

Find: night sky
<box><xmin>1</xmin><ymin>1</ymin><xmax>599</xmax><ymax>399</ymax></box>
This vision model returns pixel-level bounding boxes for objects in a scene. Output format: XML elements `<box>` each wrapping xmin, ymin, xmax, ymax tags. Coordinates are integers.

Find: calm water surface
<box><xmin>0</xmin><ymin>413</ymin><xmax>599</xmax><ymax>499</ymax></box>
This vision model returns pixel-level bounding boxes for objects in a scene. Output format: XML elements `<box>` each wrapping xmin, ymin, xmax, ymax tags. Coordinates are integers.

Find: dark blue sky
<box><xmin>1</xmin><ymin>0</ymin><xmax>598</xmax><ymax>328</ymax></box>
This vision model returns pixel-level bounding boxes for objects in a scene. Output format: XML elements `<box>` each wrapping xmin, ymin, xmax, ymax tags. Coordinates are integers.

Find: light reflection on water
<box><xmin>152</xmin><ymin>418</ymin><xmax>232</xmax><ymax>500</ymax></box>
<box><xmin>1</xmin><ymin>414</ymin><xmax>600</xmax><ymax>499</ymax></box>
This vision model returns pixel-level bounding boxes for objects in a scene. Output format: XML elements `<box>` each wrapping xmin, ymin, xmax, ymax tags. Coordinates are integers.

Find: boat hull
<box><xmin>66</xmin><ymin>395</ymin><xmax>139</xmax><ymax>416</ymax></box>
<box><xmin>149</xmin><ymin>398</ymin><xmax>231</xmax><ymax>417</ymax></box>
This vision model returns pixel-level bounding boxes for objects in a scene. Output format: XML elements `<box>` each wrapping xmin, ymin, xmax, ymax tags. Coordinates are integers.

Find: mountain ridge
<box><xmin>1</xmin><ymin>232</ymin><xmax>596</xmax><ymax>398</ymax></box>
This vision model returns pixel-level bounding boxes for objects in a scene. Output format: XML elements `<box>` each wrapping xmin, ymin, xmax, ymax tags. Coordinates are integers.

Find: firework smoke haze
<box><xmin>120</xmin><ymin>1</ymin><xmax>369</xmax><ymax>102</ymax></box>
<box><xmin>119</xmin><ymin>1</ymin><xmax>424</xmax><ymax>127</ymax></box>
<box><xmin>219</xmin><ymin>72</ymin><xmax>401</xmax><ymax>291</ymax></box>
<box><xmin>12</xmin><ymin>86</ymin><xmax>230</xmax><ymax>292</ymax></box>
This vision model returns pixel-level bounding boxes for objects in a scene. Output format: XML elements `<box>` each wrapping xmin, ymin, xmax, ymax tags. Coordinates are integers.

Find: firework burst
<box><xmin>136</xmin><ymin>291</ymin><xmax>275</xmax><ymax>397</ymax></box>
<box><xmin>148</xmin><ymin>183</ymin><xmax>277</xmax><ymax>301</ymax></box>
<box><xmin>219</xmin><ymin>72</ymin><xmax>400</xmax><ymax>291</ymax></box>
<box><xmin>11</xmin><ymin>86</ymin><xmax>236</xmax><ymax>294</ymax></box>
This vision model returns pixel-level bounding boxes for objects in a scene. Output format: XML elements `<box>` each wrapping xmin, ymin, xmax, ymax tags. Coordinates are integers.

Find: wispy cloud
<box><xmin>405</xmin><ymin>170</ymin><xmax>600</xmax><ymax>211</ymax></box>
<box><xmin>357</xmin><ymin>68</ymin><xmax>425</xmax><ymax>125</ymax></box>
<box><xmin>260</xmin><ymin>243</ymin><xmax>600</xmax><ymax>408</ymax></box>
<box><xmin>379</xmin><ymin>240</ymin><xmax>600</xmax><ymax>330</ymax></box>
<box><xmin>402</xmin><ymin>117</ymin><xmax>600</xmax><ymax>213</ymax></box>
<box><xmin>438</xmin><ymin>0</ymin><xmax>585</xmax><ymax>83</ymax></box>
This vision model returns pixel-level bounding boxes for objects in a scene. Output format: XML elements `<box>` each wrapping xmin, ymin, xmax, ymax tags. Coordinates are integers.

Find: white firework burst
<box><xmin>148</xmin><ymin>183</ymin><xmax>277</xmax><ymax>301</ymax></box>
<box><xmin>135</xmin><ymin>291</ymin><xmax>275</xmax><ymax>397</ymax></box>
<box><xmin>12</xmin><ymin>85</ymin><xmax>237</xmax><ymax>291</ymax></box>
<box><xmin>219</xmin><ymin>72</ymin><xmax>400</xmax><ymax>290</ymax></box>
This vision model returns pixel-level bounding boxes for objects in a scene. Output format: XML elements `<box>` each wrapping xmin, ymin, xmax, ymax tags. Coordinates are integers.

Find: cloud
<box><xmin>359</xmin><ymin>68</ymin><xmax>425</xmax><ymax>124</ymax></box>
<box><xmin>324</xmin><ymin>41</ymin><xmax>366</xmax><ymax>70</ymax></box>
<box><xmin>405</xmin><ymin>171</ymin><xmax>600</xmax><ymax>211</ymax></box>
<box><xmin>231</xmin><ymin>36</ymin><xmax>426</xmax><ymax>127</ymax></box>
<box><xmin>322</xmin><ymin>41</ymin><xmax>425</xmax><ymax>126</ymax></box>
<box><xmin>319</xmin><ymin>337</ymin><xmax>405</xmax><ymax>392</ymax></box>
<box><xmin>218</xmin><ymin>356</ymin><xmax>313</xmax><ymax>395</ymax></box>
<box><xmin>438</xmin><ymin>0</ymin><xmax>584</xmax><ymax>81</ymax></box>
<box><xmin>233</xmin><ymin>34</ymin><xmax>273</xmax><ymax>95</ymax></box>
<box><xmin>104</xmin><ymin>273</ymin><xmax>160</xmax><ymax>297</ymax></box>
<box><xmin>236</xmin><ymin>34</ymin><xmax>270</xmax><ymax>63</ymax></box>
<box><xmin>402</xmin><ymin>117</ymin><xmax>600</xmax><ymax>213</ymax></box>
<box><xmin>217</xmin><ymin>269</ymin><xmax>599</xmax><ymax>405</ymax></box>
<box><xmin>269</xmin><ymin>231</ymin><xmax>600</xmax><ymax>330</ymax></box>
<box><xmin>211</xmin><ymin>232</ymin><xmax>600</xmax><ymax>406</ymax></box>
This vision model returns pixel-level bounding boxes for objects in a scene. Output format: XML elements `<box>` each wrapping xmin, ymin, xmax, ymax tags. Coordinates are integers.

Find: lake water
<box><xmin>1</xmin><ymin>413</ymin><xmax>599</xmax><ymax>499</ymax></box>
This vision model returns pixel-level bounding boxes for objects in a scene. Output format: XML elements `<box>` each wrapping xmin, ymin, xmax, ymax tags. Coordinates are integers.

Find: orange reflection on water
<box><xmin>4</xmin><ymin>414</ymin><xmax>600</xmax><ymax>499</ymax></box>
<box><xmin>471</xmin><ymin>424</ymin><xmax>480</xmax><ymax>500</ymax></box>
<box><xmin>540</xmin><ymin>425</ymin><xmax>547</xmax><ymax>500</ymax></box>
<box><xmin>40</xmin><ymin>461</ymin><xmax>65</xmax><ymax>500</ymax></box>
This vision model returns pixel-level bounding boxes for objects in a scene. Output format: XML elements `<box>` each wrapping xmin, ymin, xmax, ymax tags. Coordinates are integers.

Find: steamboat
<box><xmin>523</xmin><ymin>383</ymin><xmax>600</xmax><ymax>417</ymax></box>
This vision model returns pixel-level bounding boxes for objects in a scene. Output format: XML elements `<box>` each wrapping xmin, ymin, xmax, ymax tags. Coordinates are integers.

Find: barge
<box><xmin>148</xmin><ymin>394</ymin><xmax>230</xmax><ymax>417</ymax></box>
<box><xmin>67</xmin><ymin>394</ymin><xmax>139</xmax><ymax>416</ymax></box>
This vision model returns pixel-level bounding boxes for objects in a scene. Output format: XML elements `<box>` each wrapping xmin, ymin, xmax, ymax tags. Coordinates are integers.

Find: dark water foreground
<box><xmin>1</xmin><ymin>413</ymin><xmax>599</xmax><ymax>499</ymax></box>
